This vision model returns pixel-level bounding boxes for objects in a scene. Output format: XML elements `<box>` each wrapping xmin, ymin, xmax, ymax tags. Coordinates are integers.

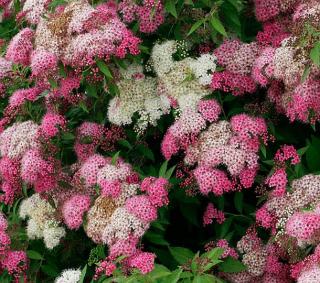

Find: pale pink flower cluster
<box><xmin>0</xmin><ymin>119</ymin><xmax>67</xmax><ymax>203</ymax></box>
<box><xmin>210</xmin><ymin>0</ymin><xmax>320</xmax><ymax>124</ymax></box>
<box><xmin>162</xmin><ymin>112</ymin><xmax>267</xmax><ymax>195</ymax></box>
<box><xmin>34</xmin><ymin>0</ymin><xmax>141</xmax><ymax>68</ymax></box>
<box><xmin>74</xmin><ymin>155</ymin><xmax>170</xmax><ymax>276</ymax></box>
<box><xmin>223</xmin><ymin>228</ymin><xmax>292</xmax><ymax>283</ymax></box>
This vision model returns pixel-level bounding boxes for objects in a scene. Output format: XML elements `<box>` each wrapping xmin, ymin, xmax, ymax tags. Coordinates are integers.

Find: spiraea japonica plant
<box><xmin>0</xmin><ymin>0</ymin><xmax>320</xmax><ymax>282</ymax></box>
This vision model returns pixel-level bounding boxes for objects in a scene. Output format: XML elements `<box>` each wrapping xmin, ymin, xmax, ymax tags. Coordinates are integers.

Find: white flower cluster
<box><xmin>0</xmin><ymin>57</ymin><xmax>12</xmax><ymax>79</ymax></box>
<box><xmin>189</xmin><ymin>53</ymin><xmax>217</xmax><ymax>85</ymax></box>
<box><xmin>0</xmin><ymin>121</ymin><xmax>39</xmax><ymax>159</ymax></box>
<box><xmin>19</xmin><ymin>194</ymin><xmax>66</xmax><ymax>249</ymax></box>
<box><xmin>55</xmin><ymin>268</ymin><xmax>81</xmax><ymax>283</ymax></box>
<box><xmin>107</xmin><ymin>73</ymin><xmax>170</xmax><ymax>133</ymax></box>
<box><xmin>102</xmin><ymin>207</ymin><xmax>148</xmax><ymax>245</ymax></box>
<box><xmin>107</xmin><ymin>41</ymin><xmax>216</xmax><ymax>133</ymax></box>
<box><xmin>151</xmin><ymin>41</ymin><xmax>177</xmax><ymax>76</ymax></box>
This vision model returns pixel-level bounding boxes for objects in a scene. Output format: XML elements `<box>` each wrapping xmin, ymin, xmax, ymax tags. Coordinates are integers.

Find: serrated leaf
<box><xmin>169</xmin><ymin>247</ymin><xmax>194</xmax><ymax>265</ymax></box>
<box><xmin>210</xmin><ymin>16</ymin><xmax>227</xmax><ymax>37</ymax></box>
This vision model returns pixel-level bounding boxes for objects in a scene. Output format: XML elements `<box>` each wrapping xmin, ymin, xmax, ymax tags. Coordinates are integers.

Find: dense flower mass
<box><xmin>0</xmin><ymin>0</ymin><xmax>320</xmax><ymax>282</ymax></box>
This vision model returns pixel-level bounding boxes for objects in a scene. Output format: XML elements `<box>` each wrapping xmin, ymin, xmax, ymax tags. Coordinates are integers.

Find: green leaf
<box><xmin>306</xmin><ymin>136</ymin><xmax>320</xmax><ymax>172</ymax></box>
<box><xmin>297</xmin><ymin>145</ymin><xmax>309</xmax><ymax>156</ymax></box>
<box><xmin>27</xmin><ymin>250</ymin><xmax>43</xmax><ymax>260</ymax></box>
<box><xmin>260</xmin><ymin>143</ymin><xmax>267</xmax><ymax>158</ymax></box>
<box><xmin>79</xmin><ymin>101</ymin><xmax>89</xmax><ymax>113</ymax></box>
<box><xmin>159</xmin><ymin>160</ymin><xmax>168</xmax><ymax>177</ymax></box>
<box><xmin>169</xmin><ymin>247</ymin><xmax>194</xmax><ymax>265</ymax></box>
<box><xmin>165</xmin><ymin>268</ymin><xmax>183</xmax><ymax>283</ymax></box>
<box><xmin>219</xmin><ymin>217</ymin><xmax>233</xmax><ymax>238</ymax></box>
<box><xmin>41</xmin><ymin>264</ymin><xmax>59</xmax><ymax>277</ymax></box>
<box><xmin>118</xmin><ymin>139</ymin><xmax>132</xmax><ymax>149</ymax></box>
<box><xmin>210</xmin><ymin>16</ymin><xmax>227</xmax><ymax>37</ymax></box>
<box><xmin>310</xmin><ymin>42</ymin><xmax>320</xmax><ymax>67</ymax></box>
<box><xmin>62</xmin><ymin>132</ymin><xmax>75</xmax><ymax>141</ymax></box>
<box><xmin>149</xmin><ymin>264</ymin><xmax>171</xmax><ymax>280</ymax></box>
<box><xmin>165</xmin><ymin>165</ymin><xmax>176</xmax><ymax>179</ymax></box>
<box><xmin>179</xmin><ymin>202</ymin><xmax>200</xmax><ymax>226</ymax></box>
<box><xmin>165</xmin><ymin>0</ymin><xmax>177</xmax><ymax>18</ymax></box>
<box><xmin>86</xmin><ymin>85</ymin><xmax>98</xmax><ymax>98</ymax></box>
<box><xmin>193</xmin><ymin>274</ymin><xmax>221</xmax><ymax>283</ymax></box>
<box><xmin>234</xmin><ymin>192</ymin><xmax>243</xmax><ymax>213</ymax></box>
<box><xmin>136</xmin><ymin>144</ymin><xmax>155</xmax><ymax>161</ymax></box>
<box><xmin>218</xmin><ymin>257</ymin><xmax>247</xmax><ymax>273</ymax></box>
<box><xmin>203</xmin><ymin>259</ymin><xmax>223</xmax><ymax>272</ymax></box>
<box><xmin>202</xmin><ymin>247</ymin><xmax>224</xmax><ymax>261</ymax></box>
<box><xmin>79</xmin><ymin>265</ymin><xmax>87</xmax><ymax>283</ymax></box>
<box><xmin>187</xmin><ymin>19</ymin><xmax>205</xmax><ymax>36</ymax></box>
<box><xmin>144</xmin><ymin>231</ymin><xmax>169</xmax><ymax>246</ymax></box>
<box><xmin>96</xmin><ymin>59</ymin><xmax>113</xmax><ymax>79</ymax></box>
<box><xmin>191</xmin><ymin>252</ymin><xmax>199</xmax><ymax>273</ymax></box>
<box><xmin>302</xmin><ymin>66</ymin><xmax>311</xmax><ymax>82</ymax></box>
<box><xmin>111</xmin><ymin>151</ymin><xmax>120</xmax><ymax>165</ymax></box>
<box><xmin>108</xmin><ymin>83</ymin><xmax>120</xmax><ymax>96</ymax></box>
<box><xmin>48</xmin><ymin>78</ymin><xmax>58</xmax><ymax>89</ymax></box>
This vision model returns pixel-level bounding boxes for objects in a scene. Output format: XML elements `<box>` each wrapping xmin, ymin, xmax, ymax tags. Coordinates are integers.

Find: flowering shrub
<box><xmin>0</xmin><ymin>0</ymin><xmax>320</xmax><ymax>282</ymax></box>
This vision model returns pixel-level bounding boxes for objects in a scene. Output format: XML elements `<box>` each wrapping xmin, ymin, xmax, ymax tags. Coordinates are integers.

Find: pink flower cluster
<box><xmin>161</xmin><ymin>98</ymin><xmax>221</xmax><ymax>160</ymax></box>
<box><xmin>0</xmin><ymin>213</ymin><xmax>28</xmax><ymax>282</ymax></box>
<box><xmin>203</xmin><ymin>203</ymin><xmax>225</xmax><ymax>225</ymax></box>
<box><xmin>119</xmin><ymin>0</ymin><xmax>164</xmax><ymax>33</ymax></box>
<box><xmin>211</xmin><ymin>40</ymin><xmax>259</xmax><ymax>95</ymax></box>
